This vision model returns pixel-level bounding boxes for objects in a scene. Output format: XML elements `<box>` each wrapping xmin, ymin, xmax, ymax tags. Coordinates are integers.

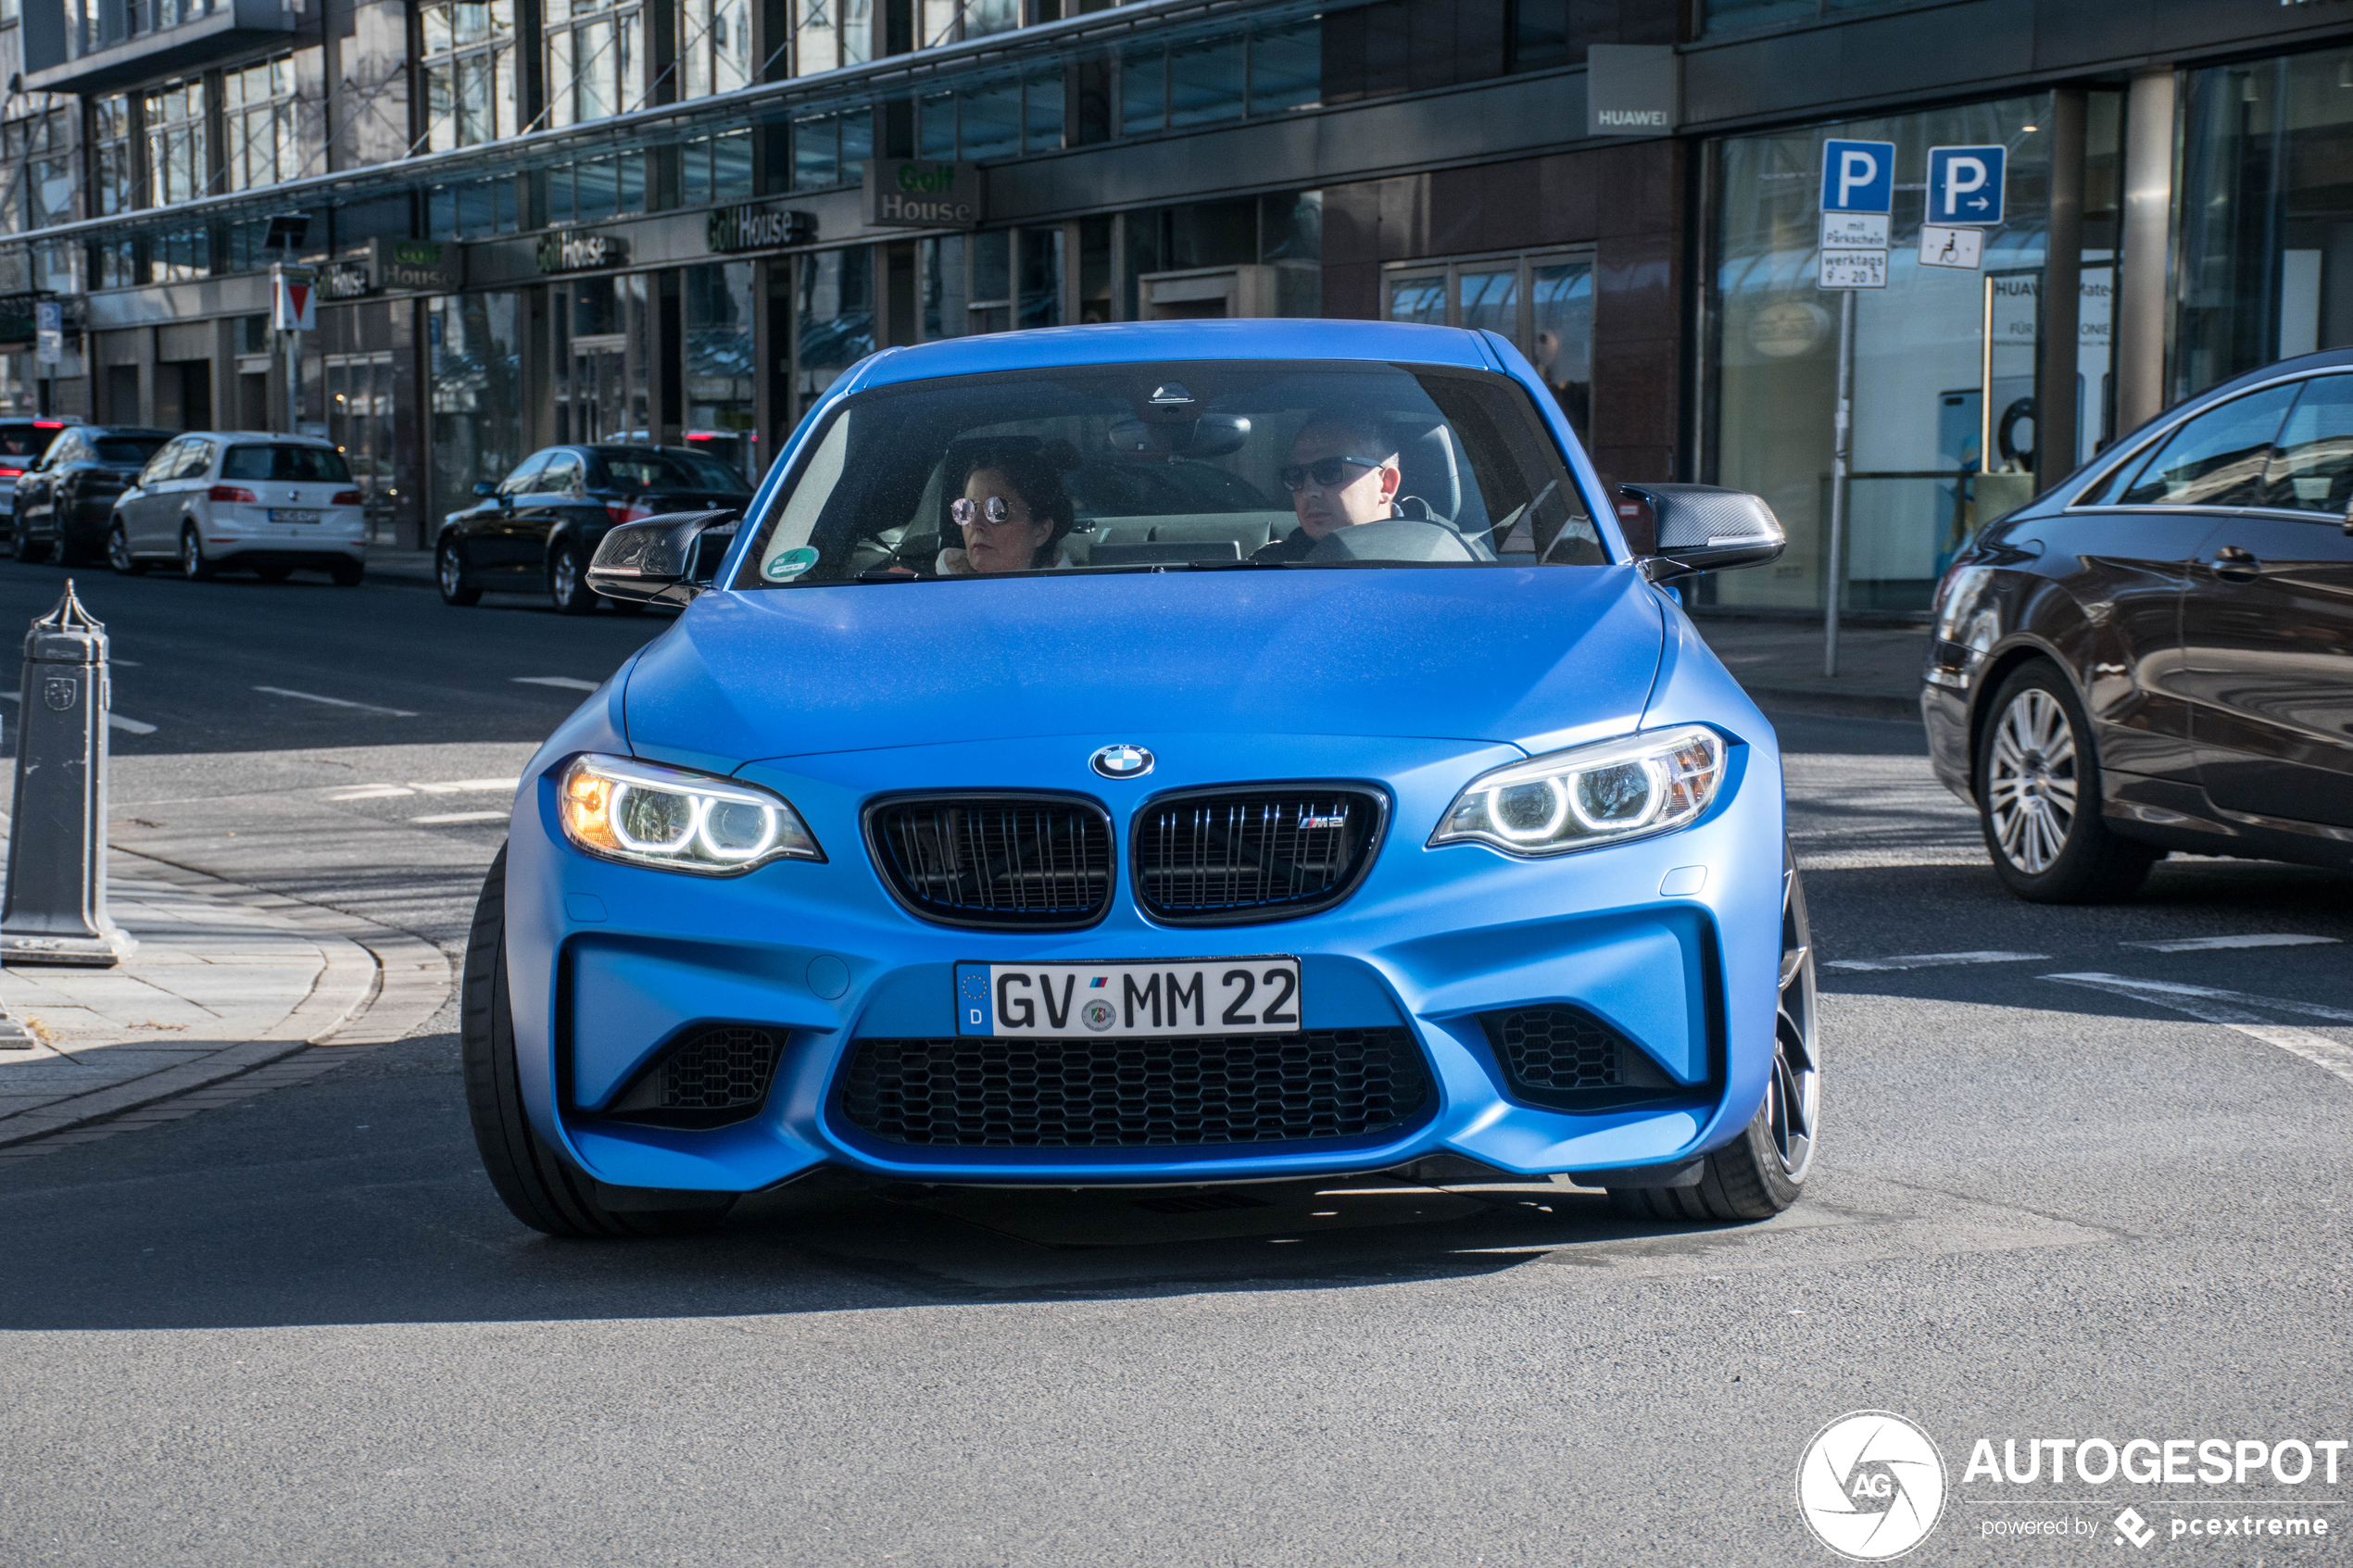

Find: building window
<box><xmin>794</xmin><ymin>0</ymin><xmax>870</xmax><ymax>77</ymax></box>
<box><xmin>547</xmin><ymin>154</ymin><xmax>643</xmax><ymax>223</ymax></box>
<box><xmin>1120</xmin><ymin>16</ymin><xmax>1319</xmax><ymax>136</ymax></box>
<box><xmin>1384</xmin><ymin>248</ymin><xmax>1592</xmax><ymax>447</ymax></box>
<box><xmin>547</xmin><ymin>0</ymin><xmax>642</xmax><ymax>128</ymax></box>
<box><xmin>424</xmin><ymin>1</ymin><xmax>517</xmax><ymax>149</ymax></box>
<box><xmin>152</xmin><ymin>225</ymin><xmax>209</xmax><ymax>282</ymax></box>
<box><xmin>4</xmin><ymin>110</ymin><xmax>77</xmax><ymax>232</ymax></box>
<box><xmin>144</xmin><ymin>79</ymin><xmax>209</xmax><ymax>205</ymax></box>
<box><xmin>428</xmin><ymin>176</ymin><xmax>520</xmax><ymax>238</ymax></box>
<box><xmin>684</xmin><ymin>261</ymin><xmax>757</xmax><ymax>481</ymax></box>
<box><xmin>222</xmin><ymin>56</ymin><xmax>296</xmax><ymax>190</ymax></box>
<box><xmin>682</xmin><ymin>130</ymin><xmax>754</xmax><ymax>204</ymax></box>
<box><xmin>795</xmin><ymin>245</ymin><xmax>872</xmax><ymax>415</ymax></box>
<box><xmin>1702</xmin><ymin>0</ymin><xmax>1917</xmax><ymax>31</ymax></box>
<box><xmin>790</xmin><ymin>107</ymin><xmax>868</xmax><ymax>190</ymax></box>
<box><xmin>679</xmin><ymin>0</ymin><xmax>751</xmax><ymax>98</ymax></box>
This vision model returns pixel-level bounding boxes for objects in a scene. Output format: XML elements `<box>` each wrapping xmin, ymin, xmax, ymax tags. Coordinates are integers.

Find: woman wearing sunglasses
<box><xmin>1252</xmin><ymin>412</ymin><xmax>1404</xmax><ymax>563</ymax></box>
<box><xmin>936</xmin><ymin>446</ymin><xmax>1078</xmax><ymax>575</ymax></box>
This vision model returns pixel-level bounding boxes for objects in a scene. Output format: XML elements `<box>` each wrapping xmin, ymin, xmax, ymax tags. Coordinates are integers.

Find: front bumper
<box><xmin>503</xmin><ymin>730</ymin><xmax>1788</xmax><ymax>1192</ymax></box>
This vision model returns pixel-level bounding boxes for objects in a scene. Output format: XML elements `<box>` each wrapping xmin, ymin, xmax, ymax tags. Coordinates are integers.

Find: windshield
<box><xmin>739</xmin><ymin>360</ymin><xmax>1603</xmax><ymax>587</ymax></box>
<box><xmin>221</xmin><ymin>445</ymin><xmax>352</xmax><ymax>483</ymax></box>
<box><xmin>594</xmin><ymin>447</ymin><xmax>751</xmax><ymax>495</ymax></box>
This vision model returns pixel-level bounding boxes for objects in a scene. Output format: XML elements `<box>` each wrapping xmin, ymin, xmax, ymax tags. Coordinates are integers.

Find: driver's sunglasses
<box><xmin>1278</xmin><ymin>455</ymin><xmax>1387</xmax><ymax>493</ymax></box>
<box><xmin>950</xmin><ymin>495</ymin><xmax>1022</xmax><ymax>528</ymax></box>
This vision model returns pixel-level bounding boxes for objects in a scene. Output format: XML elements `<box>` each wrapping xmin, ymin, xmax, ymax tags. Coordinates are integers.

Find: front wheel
<box><xmin>1612</xmin><ymin>849</ymin><xmax>1818</xmax><ymax>1222</ymax></box>
<box><xmin>548</xmin><ymin>541</ymin><xmax>598</xmax><ymax>615</ymax></box>
<box><xmin>107</xmin><ymin>522</ymin><xmax>145</xmax><ymax>576</ymax></box>
<box><xmin>10</xmin><ymin>505</ymin><xmax>46</xmax><ymax>563</ymax></box>
<box><xmin>438</xmin><ymin>540</ymin><xmax>482</xmax><ymax>606</ymax></box>
<box><xmin>1976</xmin><ymin>659</ymin><xmax>2159</xmax><ymax>903</ymax></box>
<box><xmin>179</xmin><ymin>525</ymin><xmax>216</xmax><ymax>582</ymax></box>
<box><xmin>460</xmin><ymin>847</ymin><xmax>737</xmax><ymax>1238</ymax></box>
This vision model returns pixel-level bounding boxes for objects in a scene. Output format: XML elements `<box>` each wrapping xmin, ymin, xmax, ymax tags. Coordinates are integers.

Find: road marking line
<box><xmin>1827</xmin><ymin>950</ymin><xmax>2051</xmax><ymax>972</ymax></box>
<box><xmin>329</xmin><ymin>784</ymin><xmax>413</xmax><ymax>801</ymax></box>
<box><xmin>409</xmin><ymin>778</ymin><xmax>518</xmax><ymax>795</ymax></box>
<box><xmin>410</xmin><ymin>810</ymin><xmax>508</xmax><ymax>825</ymax></box>
<box><xmin>2042</xmin><ymin>972</ymin><xmax>2353</xmax><ymax>1089</ymax></box>
<box><xmin>252</xmin><ymin>685</ymin><xmax>418</xmax><ymax>717</ymax></box>
<box><xmin>0</xmin><ymin>691</ymin><xmax>157</xmax><ymax>734</ymax></box>
<box><xmin>512</xmin><ymin>676</ymin><xmax>599</xmax><ymax>691</ymax></box>
<box><xmin>2124</xmin><ymin>934</ymin><xmax>2341</xmax><ymax>953</ymax></box>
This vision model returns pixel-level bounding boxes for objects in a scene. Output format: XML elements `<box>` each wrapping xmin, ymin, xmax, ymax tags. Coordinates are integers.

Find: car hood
<box><xmin>623</xmin><ymin>565</ymin><xmax>1667</xmax><ymax>769</ymax></box>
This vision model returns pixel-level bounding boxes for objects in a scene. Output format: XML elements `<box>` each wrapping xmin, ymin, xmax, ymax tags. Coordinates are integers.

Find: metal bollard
<box><xmin>0</xmin><ymin>581</ymin><xmax>133</xmax><ymax>967</ymax></box>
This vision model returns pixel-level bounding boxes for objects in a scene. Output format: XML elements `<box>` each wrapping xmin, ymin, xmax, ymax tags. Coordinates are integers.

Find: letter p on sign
<box><xmin>1820</xmin><ymin>139</ymin><xmax>1894</xmax><ymax>214</ymax></box>
<box><xmin>1928</xmin><ymin>144</ymin><xmax>2007</xmax><ymax>226</ymax></box>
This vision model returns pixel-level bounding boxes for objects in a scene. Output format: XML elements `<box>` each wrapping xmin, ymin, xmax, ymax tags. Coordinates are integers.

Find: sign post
<box><xmin>271</xmin><ymin>263</ymin><xmax>315</xmax><ymax>437</ymax></box>
<box><xmin>1816</xmin><ymin>139</ymin><xmax>1893</xmax><ymax>679</ymax></box>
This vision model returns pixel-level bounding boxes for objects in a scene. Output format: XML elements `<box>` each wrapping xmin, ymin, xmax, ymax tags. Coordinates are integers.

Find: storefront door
<box><xmin>324</xmin><ymin>351</ymin><xmax>396</xmax><ymax>542</ymax></box>
<box><xmin>552</xmin><ymin>275</ymin><xmax>650</xmax><ymax>445</ymax></box>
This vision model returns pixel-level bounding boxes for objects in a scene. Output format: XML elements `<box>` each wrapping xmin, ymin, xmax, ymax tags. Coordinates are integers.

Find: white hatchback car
<box><xmin>107</xmin><ymin>433</ymin><xmax>368</xmax><ymax>584</ymax></box>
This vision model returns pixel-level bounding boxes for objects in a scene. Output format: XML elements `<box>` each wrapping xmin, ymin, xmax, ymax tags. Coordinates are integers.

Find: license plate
<box><xmin>954</xmin><ymin>958</ymin><xmax>1302</xmax><ymax>1038</ymax></box>
<box><xmin>271</xmin><ymin>508</ymin><xmax>321</xmax><ymax>524</ymax></box>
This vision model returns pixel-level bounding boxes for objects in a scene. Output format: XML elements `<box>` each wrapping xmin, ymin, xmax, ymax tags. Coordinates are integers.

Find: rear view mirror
<box><xmin>1621</xmin><ymin>483</ymin><xmax>1786</xmax><ymax>581</ymax></box>
<box><xmin>585</xmin><ymin>508</ymin><xmax>738</xmax><ymax>608</ymax></box>
<box><xmin>1106</xmin><ymin>413</ymin><xmax>1251</xmax><ymax>460</ymax></box>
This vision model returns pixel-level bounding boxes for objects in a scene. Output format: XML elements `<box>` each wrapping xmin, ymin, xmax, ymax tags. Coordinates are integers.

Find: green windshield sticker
<box><xmin>765</xmin><ymin>546</ymin><xmax>819</xmax><ymax>580</ymax></box>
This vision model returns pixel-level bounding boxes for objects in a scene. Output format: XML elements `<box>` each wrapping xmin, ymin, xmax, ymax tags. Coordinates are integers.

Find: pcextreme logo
<box><xmin>1796</xmin><ymin>1411</ymin><xmax>1949</xmax><ymax>1561</ymax></box>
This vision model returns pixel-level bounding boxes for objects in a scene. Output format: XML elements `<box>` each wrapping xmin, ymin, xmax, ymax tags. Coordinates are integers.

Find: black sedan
<box><xmin>8</xmin><ymin>426</ymin><xmax>174</xmax><ymax>566</ymax></box>
<box><xmin>1925</xmin><ymin>347</ymin><xmax>2353</xmax><ymax>901</ymax></box>
<box><xmin>435</xmin><ymin>444</ymin><xmax>751</xmax><ymax>613</ymax></box>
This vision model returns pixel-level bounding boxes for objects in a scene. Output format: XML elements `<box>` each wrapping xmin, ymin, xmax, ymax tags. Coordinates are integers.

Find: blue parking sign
<box><xmin>1819</xmin><ymin>139</ymin><xmax>1894</xmax><ymax>214</ymax></box>
<box><xmin>1926</xmin><ymin>144</ymin><xmax>2007</xmax><ymax>225</ymax></box>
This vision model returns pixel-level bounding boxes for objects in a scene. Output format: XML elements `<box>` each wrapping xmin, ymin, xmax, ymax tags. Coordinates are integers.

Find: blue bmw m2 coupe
<box><xmin>462</xmin><ymin>319</ymin><xmax>1818</xmax><ymax>1237</ymax></box>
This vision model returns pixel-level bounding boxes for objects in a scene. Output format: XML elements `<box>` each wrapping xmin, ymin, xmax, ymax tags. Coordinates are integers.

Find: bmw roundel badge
<box><xmin>1090</xmin><ymin>744</ymin><xmax>1154</xmax><ymax>780</ymax></box>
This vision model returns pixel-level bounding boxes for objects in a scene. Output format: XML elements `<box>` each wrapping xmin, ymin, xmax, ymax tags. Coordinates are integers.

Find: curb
<box><xmin>1743</xmin><ymin>686</ymin><xmax>1923</xmax><ymax>723</ymax></box>
<box><xmin>0</xmin><ymin>847</ymin><xmax>451</xmax><ymax>1163</ymax></box>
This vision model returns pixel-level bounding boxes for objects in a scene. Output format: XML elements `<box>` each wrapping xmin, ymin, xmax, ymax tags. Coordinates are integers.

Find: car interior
<box><xmin>745</xmin><ymin>364</ymin><xmax>1606</xmax><ymax>584</ymax></box>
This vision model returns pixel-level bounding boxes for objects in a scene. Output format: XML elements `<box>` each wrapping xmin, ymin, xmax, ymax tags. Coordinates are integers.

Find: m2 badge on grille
<box><xmin>955</xmin><ymin>958</ymin><xmax>1302</xmax><ymax>1038</ymax></box>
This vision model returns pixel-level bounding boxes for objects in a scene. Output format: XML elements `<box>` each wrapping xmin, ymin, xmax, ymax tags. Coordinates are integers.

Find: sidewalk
<box><xmin>1689</xmin><ymin>613</ymin><xmax>1929</xmax><ymax>722</ymax></box>
<box><xmin>0</xmin><ymin>839</ymin><xmax>449</xmax><ymax>1162</ymax></box>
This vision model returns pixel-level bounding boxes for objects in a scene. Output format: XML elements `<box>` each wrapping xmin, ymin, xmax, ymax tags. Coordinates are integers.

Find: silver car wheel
<box><xmin>1985</xmin><ymin>687</ymin><xmax>2079</xmax><ymax>875</ymax></box>
<box><xmin>1769</xmin><ymin>863</ymin><xmax>1819</xmax><ymax>1181</ymax></box>
<box><xmin>181</xmin><ymin>531</ymin><xmax>202</xmax><ymax>579</ymax></box>
<box><xmin>551</xmin><ymin>548</ymin><xmax>578</xmax><ymax>606</ymax></box>
<box><xmin>439</xmin><ymin>546</ymin><xmax>465</xmax><ymax>596</ymax></box>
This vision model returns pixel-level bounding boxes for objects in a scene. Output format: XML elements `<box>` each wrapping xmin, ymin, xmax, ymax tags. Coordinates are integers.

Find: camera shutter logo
<box><xmin>1795</xmin><ymin>1411</ymin><xmax>1946</xmax><ymax>1561</ymax></box>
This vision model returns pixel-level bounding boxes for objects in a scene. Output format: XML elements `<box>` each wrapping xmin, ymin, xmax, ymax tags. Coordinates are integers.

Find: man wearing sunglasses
<box><xmin>1252</xmin><ymin>413</ymin><xmax>1404</xmax><ymax>562</ymax></box>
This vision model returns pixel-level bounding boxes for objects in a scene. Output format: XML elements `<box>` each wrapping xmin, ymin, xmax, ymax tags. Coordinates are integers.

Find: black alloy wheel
<box><xmin>460</xmin><ymin>847</ymin><xmax>737</xmax><ymax>1238</ymax></box>
<box><xmin>1975</xmin><ymin>659</ymin><xmax>2160</xmax><ymax>904</ymax></box>
<box><xmin>107</xmin><ymin>522</ymin><xmax>144</xmax><ymax>576</ymax></box>
<box><xmin>179</xmin><ymin>525</ymin><xmax>216</xmax><ymax>582</ymax></box>
<box><xmin>10</xmin><ymin>505</ymin><xmax>46</xmax><ymax>563</ymax></box>
<box><xmin>548</xmin><ymin>541</ymin><xmax>598</xmax><ymax>615</ymax></box>
<box><xmin>438</xmin><ymin>539</ymin><xmax>482</xmax><ymax>606</ymax></box>
<box><xmin>1610</xmin><ymin>846</ymin><xmax>1818</xmax><ymax>1223</ymax></box>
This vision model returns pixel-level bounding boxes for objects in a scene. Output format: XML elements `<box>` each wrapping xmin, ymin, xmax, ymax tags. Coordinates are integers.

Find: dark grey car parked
<box><xmin>1924</xmin><ymin>348</ymin><xmax>2353</xmax><ymax>901</ymax></box>
<box><xmin>434</xmin><ymin>444</ymin><xmax>750</xmax><ymax>613</ymax></box>
<box><xmin>8</xmin><ymin>426</ymin><xmax>173</xmax><ymax>565</ymax></box>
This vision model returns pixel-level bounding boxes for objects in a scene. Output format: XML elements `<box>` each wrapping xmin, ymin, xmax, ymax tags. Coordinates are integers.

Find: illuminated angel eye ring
<box><xmin>695</xmin><ymin>796</ymin><xmax>781</xmax><ymax>861</ymax></box>
<box><xmin>1489</xmin><ymin>775</ymin><xmax>1570</xmax><ymax>843</ymax></box>
<box><xmin>1567</xmin><ymin>758</ymin><xmax>1665</xmax><ymax>834</ymax></box>
<box><xmin>607</xmin><ymin>783</ymin><xmax>699</xmax><ymax>854</ymax></box>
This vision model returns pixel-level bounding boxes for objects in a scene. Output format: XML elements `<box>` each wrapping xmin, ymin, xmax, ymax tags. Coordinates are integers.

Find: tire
<box><xmin>107</xmin><ymin>522</ymin><xmax>145</xmax><ymax>576</ymax></box>
<box><xmin>255</xmin><ymin>564</ymin><xmax>294</xmax><ymax>583</ymax></box>
<box><xmin>179</xmin><ymin>525</ymin><xmax>216</xmax><ymax>582</ymax></box>
<box><xmin>1975</xmin><ymin>659</ymin><xmax>2159</xmax><ymax>903</ymax></box>
<box><xmin>1612</xmin><ymin>847</ymin><xmax>1818</xmax><ymax>1223</ymax></box>
<box><xmin>329</xmin><ymin>559</ymin><xmax>364</xmax><ymax>587</ymax></box>
<box><xmin>10</xmin><ymin>510</ymin><xmax>47</xmax><ymax>564</ymax></box>
<box><xmin>438</xmin><ymin>539</ymin><xmax>482</xmax><ymax>606</ymax></box>
<box><xmin>460</xmin><ymin>847</ymin><xmax>736</xmax><ymax>1238</ymax></box>
<box><xmin>548</xmin><ymin>541</ymin><xmax>598</xmax><ymax>615</ymax></box>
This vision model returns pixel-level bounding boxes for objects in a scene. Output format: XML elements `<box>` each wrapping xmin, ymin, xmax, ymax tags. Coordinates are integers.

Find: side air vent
<box><xmin>604</xmin><ymin>1023</ymin><xmax>782</xmax><ymax>1128</ymax></box>
<box><xmin>1131</xmin><ymin>785</ymin><xmax>1386</xmax><ymax>924</ymax></box>
<box><xmin>1480</xmin><ymin>1005</ymin><xmax>1680</xmax><ymax>1110</ymax></box>
<box><xmin>865</xmin><ymin>794</ymin><xmax>1114</xmax><ymax>931</ymax></box>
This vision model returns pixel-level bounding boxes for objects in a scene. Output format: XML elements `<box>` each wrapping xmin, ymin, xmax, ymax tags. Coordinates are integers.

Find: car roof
<box><xmin>82</xmin><ymin>427</ymin><xmax>174</xmax><ymax>439</ymax></box>
<box><xmin>847</xmin><ymin>320</ymin><xmax>1499</xmax><ymax>394</ymax></box>
<box><xmin>186</xmin><ymin>431</ymin><xmax>339</xmax><ymax>446</ymax></box>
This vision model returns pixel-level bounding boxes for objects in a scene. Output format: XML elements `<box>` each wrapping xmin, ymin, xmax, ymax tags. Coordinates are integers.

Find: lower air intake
<box><xmin>605</xmin><ymin>1023</ymin><xmax>781</xmax><ymax>1127</ymax></box>
<box><xmin>1482</xmin><ymin>1005</ymin><xmax>1680</xmax><ymax>1110</ymax></box>
<box><xmin>839</xmin><ymin>1029</ymin><xmax>1428</xmax><ymax>1148</ymax></box>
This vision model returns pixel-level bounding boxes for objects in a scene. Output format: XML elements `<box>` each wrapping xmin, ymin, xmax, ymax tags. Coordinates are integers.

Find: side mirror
<box><xmin>585</xmin><ymin>508</ymin><xmax>739</xmax><ymax>608</ymax></box>
<box><xmin>1621</xmin><ymin>483</ymin><xmax>1786</xmax><ymax>581</ymax></box>
<box><xmin>473</xmin><ymin>481</ymin><xmax>497</xmax><ymax>497</ymax></box>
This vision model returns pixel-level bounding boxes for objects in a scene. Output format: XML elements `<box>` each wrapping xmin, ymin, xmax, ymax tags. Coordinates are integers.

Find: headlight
<box><xmin>1429</xmin><ymin>725</ymin><xmax>1727</xmax><ymax>857</ymax></box>
<box><xmin>558</xmin><ymin>754</ymin><xmax>822</xmax><ymax>875</ymax></box>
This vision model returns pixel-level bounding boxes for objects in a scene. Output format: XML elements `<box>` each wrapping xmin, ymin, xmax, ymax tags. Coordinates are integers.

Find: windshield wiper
<box><xmin>1182</xmin><ymin>557</ymin><xmax>1305</xmax><ymax>571</ymax></box>
<box><xmin>854</xmin><ymin>568</ymin><xmax>934</xmax><ymax>583</ymax></box>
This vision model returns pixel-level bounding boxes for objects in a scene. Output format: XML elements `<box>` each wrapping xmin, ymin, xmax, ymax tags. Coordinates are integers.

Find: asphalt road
<box><xmin>2</xmin><ymin>558</ymin><xmax>2351</xmax><ymax>1566</ymax></box>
